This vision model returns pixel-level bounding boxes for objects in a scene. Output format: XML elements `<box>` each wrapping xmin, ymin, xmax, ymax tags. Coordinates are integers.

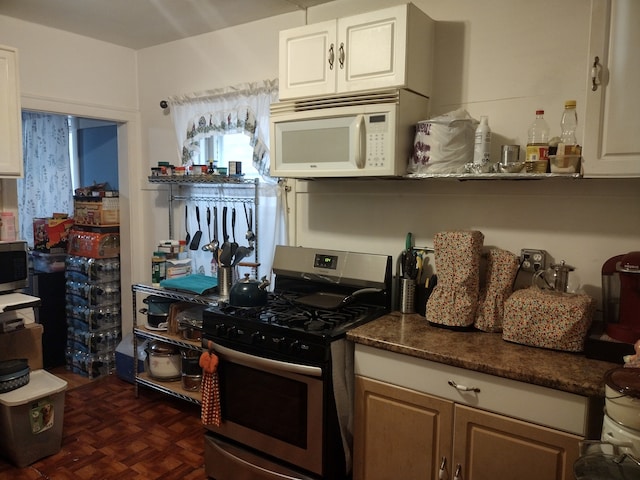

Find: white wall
<box><xmin>0</xmin><ymin>15</ymin><xmax>142</xmax><ymax>329</ymax></box>
<box><xmin>137</xmin><ymin>0</ymin><xmax>640</xmax><ymax>319</ymax></box>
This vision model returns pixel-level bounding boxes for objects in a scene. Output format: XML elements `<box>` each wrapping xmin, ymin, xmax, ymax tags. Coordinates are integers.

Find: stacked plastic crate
<box><xmin>65</xmin><ymin>193</ymin><xmax>121</xmax><ymax>378</ymax></box>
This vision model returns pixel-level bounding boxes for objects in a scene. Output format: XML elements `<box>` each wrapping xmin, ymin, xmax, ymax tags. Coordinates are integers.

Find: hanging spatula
<box><xmin>184</xmin><ymin>204</ymin><xmax>191</xmax><ymax>246</ymax></box>
<box><xmin>219</xmin><ymin>206</ymin><xmax>232</xmax><ymax>266</ymax></box>
<box><xmin>189</xmin><ymin>205</ymin><xmax>202</xmax><ymax>250</ymax></box>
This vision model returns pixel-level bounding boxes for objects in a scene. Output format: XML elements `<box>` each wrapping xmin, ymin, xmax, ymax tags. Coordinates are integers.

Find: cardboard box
<box><xmin>68</xmin><ymin>230</ymin><xmax>120</xmax><ymax>259</ymax></box>
<box><xmin>0</xmin><ymin>323</ymin><xmax>44</xmax><ymax>370</ymax></box>
<box><xmin>33</xmin><ymin>217</ymin><xmax>74</xmax><ymax>253</ymax></box>
<box><xmin>74</xmin><ymin>197</ymin><xmax>119</xmax><ymax>226</ymax></box>
<box><xmin>0</xmin><ymin>369</ymin><xmax>67</xmax><ymax>467</ymax></box>
<box><xmin>166</xmin><ymin>258</ymin><xmax>192</xmax><ymax>279</ymax></box>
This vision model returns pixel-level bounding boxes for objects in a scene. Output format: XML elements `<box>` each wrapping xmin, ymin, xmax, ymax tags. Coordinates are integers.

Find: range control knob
<box><xmin>214</xmin><ymin>324</ymin><xmax>227</xmax><ymax>336</ymax></box>
<box><xmin>288</xmin><ymin>340</ymin><xmax>301</xmax><ymax>353</ymax></box>
<box><xmin>226</xmin><ymin>326</ymin><xmax>238</xmax><ymax>339</ymax></box>
<box><xmin>276</xmin><ymin>337</ymin><xmax>288</xmax><ymax>352</ymax></box>
<box><xmin>251</xmin><ymin>332</ymin><xmax>265</xmax><ymax>344</ymax></box>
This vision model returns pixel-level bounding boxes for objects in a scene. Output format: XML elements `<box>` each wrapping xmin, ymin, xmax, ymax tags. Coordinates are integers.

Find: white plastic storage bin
<box><xmin>0</xmin><ymin>369</ymin><xmax>67</xmax><ymax>467</ymax></box>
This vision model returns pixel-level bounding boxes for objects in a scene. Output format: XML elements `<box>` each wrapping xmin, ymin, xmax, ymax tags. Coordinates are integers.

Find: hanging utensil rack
<box><xmin>148</xmin><ymin>175</ymin><xmax>259</xmax><ymax>273</ymax></box>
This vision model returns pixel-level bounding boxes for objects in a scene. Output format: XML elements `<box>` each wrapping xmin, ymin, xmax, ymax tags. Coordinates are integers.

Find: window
<box><xmin>197</xmin><ymin>133</ymin><xmax>259</xmax><ymax>179</ymax></box>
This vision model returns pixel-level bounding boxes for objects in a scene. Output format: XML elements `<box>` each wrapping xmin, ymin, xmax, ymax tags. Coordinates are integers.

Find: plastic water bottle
<box><xmin>473</xmin><ymin>116</ymin><xmax>491</xmax><ymax>165</ymax></box>
<box><xmin>558</xmin><ymin>100</ymin><xmax>578</xmax><ymax>156</ymax></box>
<box><xmin>525</xmin><ymin>110</ymin><xmax>550</xmax><ymax>171</ymax></box>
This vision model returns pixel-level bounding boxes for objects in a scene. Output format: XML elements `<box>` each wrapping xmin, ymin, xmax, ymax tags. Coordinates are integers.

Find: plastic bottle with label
<box><xmin>525</xmin><ymin>110</ymin><xmax>550</xmax><ymax>172</ymax></box>
<box><xmin>473</xmin><ymin>116</ymin><xmax>492</xmax><ymax>165</ymax></box>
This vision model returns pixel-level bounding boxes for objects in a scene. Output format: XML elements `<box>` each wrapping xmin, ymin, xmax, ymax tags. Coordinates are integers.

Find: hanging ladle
<box><xmin>244</xmin><ymin>204</ymin><xmax>255</xmax><ymax>243</ymax></box>
<box><xmin>202</xmin><ymin>205</ymin><xmax>219</xmax><ymax>252</ymax></box>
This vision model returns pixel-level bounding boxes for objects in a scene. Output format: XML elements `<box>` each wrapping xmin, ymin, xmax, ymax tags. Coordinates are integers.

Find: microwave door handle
<box><xmin>355</xmin><ymin>114</ymin><xmax>366</xmax><ymax>169</ymax></box>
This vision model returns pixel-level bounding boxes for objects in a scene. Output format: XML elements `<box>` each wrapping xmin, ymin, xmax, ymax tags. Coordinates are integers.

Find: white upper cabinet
<box><xmin>583</xmin><ymin>0</ymin><xmax>640</xmax><ymax>177</ymax></box>
<box><xmin>278</xmin><ymin>3</ymin><xmax>434</xmax><ymax>100</ymax></box>
<box><xmin>0</xmin><ymin>45</ymin><xmax>23</xmax><ymax>178</ymax></box>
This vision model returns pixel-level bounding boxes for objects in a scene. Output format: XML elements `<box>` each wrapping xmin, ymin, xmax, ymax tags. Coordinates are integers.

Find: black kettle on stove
<box><xmin>228</xmin><ymin>274</ymin><xmax>270</xmax><ymax>307</ymax></box>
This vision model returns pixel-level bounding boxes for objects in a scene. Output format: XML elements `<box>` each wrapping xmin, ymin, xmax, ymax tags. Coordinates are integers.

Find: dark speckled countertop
<box><xmin>346</xmin><ymin>312</ymin><xmax>620</xmax><ymax>398</ymax></box>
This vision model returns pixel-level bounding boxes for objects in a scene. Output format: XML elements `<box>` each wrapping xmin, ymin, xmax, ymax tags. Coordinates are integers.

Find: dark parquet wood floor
<box><xmin>0</xmin><ymin>374</ymin><xmax>208</xmax><ymax>480</ymax></box>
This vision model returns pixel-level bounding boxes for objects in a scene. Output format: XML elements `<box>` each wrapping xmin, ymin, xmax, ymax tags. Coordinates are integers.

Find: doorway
<box><xmin>18</xmin><ymin>112</ymin><xmax>119</xmax><ymax>245</ymax></box>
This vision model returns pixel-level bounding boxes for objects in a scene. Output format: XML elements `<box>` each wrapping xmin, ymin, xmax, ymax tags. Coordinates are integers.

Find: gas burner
<box><xmin>209</xmin><ymin>290</ymin><xmax>387</xmax><ymax>335</ymax></box>
<box><xmin>218</xmin><ymin>303</ymin><xmax>265</xmax><ymax>319</ymax></box>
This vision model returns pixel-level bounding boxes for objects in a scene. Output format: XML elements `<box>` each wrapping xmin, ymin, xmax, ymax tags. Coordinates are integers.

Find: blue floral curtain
<box><xmin>18</xmin><ymin>112</ymin><xmax>73</xmax><ymax>247</ymax></box>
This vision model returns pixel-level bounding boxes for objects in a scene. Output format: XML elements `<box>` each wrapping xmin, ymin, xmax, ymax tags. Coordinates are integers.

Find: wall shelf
<box><xmin>404</xmin><ymin>172</ymin><xmax>582</xmax><ymax>180</ymax></box>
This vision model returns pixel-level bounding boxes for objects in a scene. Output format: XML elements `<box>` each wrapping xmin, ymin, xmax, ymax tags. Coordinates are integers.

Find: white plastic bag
<box><xmin>409</xmin><ymin>109</ymin><xmax>478</xmax><ymax>174</ymax></box>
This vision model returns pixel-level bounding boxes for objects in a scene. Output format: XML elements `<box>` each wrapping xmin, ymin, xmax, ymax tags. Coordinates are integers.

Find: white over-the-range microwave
<box><xmin>269</xmin><ymin>89</ymin><xmax>429</xmax><ymax>178</ymax></box>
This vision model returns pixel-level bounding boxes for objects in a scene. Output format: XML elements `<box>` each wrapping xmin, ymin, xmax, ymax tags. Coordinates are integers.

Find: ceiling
<box><xmin>0</xmin><ymin>0</ymin><xmax>334</xmax><ymax>49</ymax></box>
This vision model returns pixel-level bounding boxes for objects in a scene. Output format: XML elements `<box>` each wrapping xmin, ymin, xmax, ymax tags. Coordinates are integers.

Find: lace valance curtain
<box><xmin>166</xmin><ymin>79</ymin><xmax>278</xmax><ymax>178</ymax></box>
<box><xmin>166</xmin><ymin>79</ymin><xmax>288</xmax><ymax>279</ymax></box>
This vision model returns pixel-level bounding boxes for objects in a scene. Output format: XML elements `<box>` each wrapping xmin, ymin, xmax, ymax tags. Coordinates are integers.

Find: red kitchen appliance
<box><xmin>605</xmin><ymin>252</ymin><xmax>640</xmax><ymax>344</ymax></box>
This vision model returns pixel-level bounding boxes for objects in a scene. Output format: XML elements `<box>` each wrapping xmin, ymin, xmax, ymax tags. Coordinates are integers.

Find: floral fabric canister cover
<box><xmin>426</xmin><ymin>230</ymin><xmax>484</xmax><ymax>328</ymax></box>
<box><xmin>475</xmin><ymin>248</ymin><xmax>521</xmax><ymax>333</ymax></box>
<box><xmin>502</xmin><ymin>287</ymin><xmax>596</xmax><ymax>352</ymax></box>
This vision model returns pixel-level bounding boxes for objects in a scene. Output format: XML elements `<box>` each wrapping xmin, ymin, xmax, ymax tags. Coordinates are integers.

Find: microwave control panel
<box><xmin>365</xmin><ymin>114</ymin><xmax>390</xmax><ymax>168</ymax></box>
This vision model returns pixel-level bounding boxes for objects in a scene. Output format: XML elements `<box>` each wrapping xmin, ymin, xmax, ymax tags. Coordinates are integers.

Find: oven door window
<box><xmin>221</xmin><ymin>362</ymin><xmax>308</xmax><ymax>448</ymax></box>
<box><xmin>210</xmin><ymin>349</ymin><xmax>325</xmax><ymax>476</ymax></box>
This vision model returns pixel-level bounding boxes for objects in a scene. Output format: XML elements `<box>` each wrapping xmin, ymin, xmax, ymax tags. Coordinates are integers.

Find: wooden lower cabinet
<box><xmin>354</xmin><ymin>376</ymin><xmax>581</xmax><ymax>480</ymax></box>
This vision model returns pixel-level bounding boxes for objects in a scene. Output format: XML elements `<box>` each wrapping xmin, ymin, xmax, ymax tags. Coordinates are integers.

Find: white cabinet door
<box><xmin>278</xmin><ymin>4</ymin><xmax>434</xmax><ymax>100</ymax></box>
<box><xmin>0</xmin><ymin>45</ymin><xmax>23</xmax><ymax>178</ymax></box>
<box><xmin>279</xmin><ymin>20</ymin><xmax>337</xmax><ymax>99</ymax></box>
<box><xmin>337</xmin><ymin>5</ymin><xmax>408</xmax><ymax>94</ymax></box>
<box><xmin>583</xmin><ymin>0</ymin><xmax>640</xmax><ymax>177</ymax></box>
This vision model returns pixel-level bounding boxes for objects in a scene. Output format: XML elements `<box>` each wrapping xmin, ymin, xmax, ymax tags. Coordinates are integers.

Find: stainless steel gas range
<box><xmin>201</xmin><ymin>245</ymin><xmax>392</xmax><ymax>480</ymax></box>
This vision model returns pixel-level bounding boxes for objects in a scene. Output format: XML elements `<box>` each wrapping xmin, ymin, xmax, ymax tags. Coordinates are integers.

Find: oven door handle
<box><xmin>207</xmin><ymin>341</ymin><xmax>323</xmax><ymax>378</ymax></box>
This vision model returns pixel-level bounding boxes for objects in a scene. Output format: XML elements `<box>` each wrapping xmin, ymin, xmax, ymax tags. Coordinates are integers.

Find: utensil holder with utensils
<box><xmin>400</xmin><ymin>278</ymin><xmax>416</xmax><ymax>314</ymax></box>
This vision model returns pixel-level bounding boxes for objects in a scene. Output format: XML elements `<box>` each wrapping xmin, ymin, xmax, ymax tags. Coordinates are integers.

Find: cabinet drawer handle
<box><xmin>448</xmin><ymin>380</ymin><xmax>480</xmax><ymax>393</ymax></box>
<box><xmin>338</xmin><ymin>42</ymin><xmax>345</xmax><ymax>69</ymax></box>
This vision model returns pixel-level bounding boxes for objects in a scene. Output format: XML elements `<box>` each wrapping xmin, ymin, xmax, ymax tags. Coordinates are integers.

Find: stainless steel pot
<box><xmin>179</xmin><ymin>318</ymin><xmax>202</xmax><ymax>341</ymax></box>
<box><xmin>139</xmin><ymin>308</ymin><xmax>169</xmax><ymax>329</ymax></box>
<box><xmin>605</xmin><ymin>367</ymin><xmax>640</xmax><ymax>430</ymax></box>
<box><xmin>574</xmin><ymin>452</ymin><xmax>640</xmax><ymax>480</ymax></box>
<box><xmin>145</xmin><ymin>341</ymin><xmax>180</xmax><ymax>381</ymax></box>
<box><xmin>143</xmin><ymin>295</ymin><xmax>178</xmax><ymax>314</ymax></box>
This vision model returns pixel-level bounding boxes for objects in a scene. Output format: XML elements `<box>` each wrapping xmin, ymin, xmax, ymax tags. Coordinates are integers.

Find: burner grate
<box><xmin>214</xmin><ymin>292</ymin><xmax>383</xmax><ymax>334</ymax></box>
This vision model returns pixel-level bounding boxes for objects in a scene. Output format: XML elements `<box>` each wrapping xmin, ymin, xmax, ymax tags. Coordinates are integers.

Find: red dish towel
<box><xmin>199</xmin><ymin>350</ymin><xmax>221</xmax><ymax>427</ymax></box>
